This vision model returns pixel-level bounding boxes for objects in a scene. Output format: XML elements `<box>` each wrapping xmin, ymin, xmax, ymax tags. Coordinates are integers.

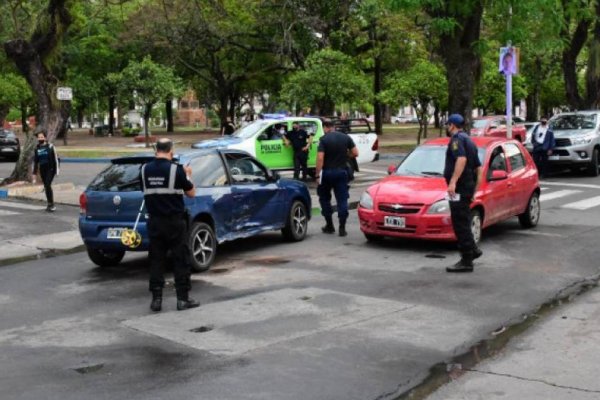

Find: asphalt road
<box><xmin>1</xmin><ymin>160</ymin><xmax>600</xmax><ymax>399</ymax></box>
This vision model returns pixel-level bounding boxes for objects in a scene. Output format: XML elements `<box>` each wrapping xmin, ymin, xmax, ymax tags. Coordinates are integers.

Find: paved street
<box><xmin>1</xmin><ymin>159</ymin><xmax>600</xmax><ymax>399</ymax></box>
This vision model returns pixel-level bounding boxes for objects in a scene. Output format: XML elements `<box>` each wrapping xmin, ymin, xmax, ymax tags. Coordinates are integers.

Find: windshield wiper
<box><xmin>421</xmin><ymin>171</ymin><xmax>443</xmax><ymax>176</ymax></box>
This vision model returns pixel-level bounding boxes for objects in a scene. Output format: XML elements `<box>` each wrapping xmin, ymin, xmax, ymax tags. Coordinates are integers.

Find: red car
<box><xmin>471</xmin><ymin>116</ymin><xmax>527</xmax><ymax>143</ymax></box>
<box><xmin>358</xmin><ymin>137</ymin><xmax>540</xmax><ymax>244</ymax></box>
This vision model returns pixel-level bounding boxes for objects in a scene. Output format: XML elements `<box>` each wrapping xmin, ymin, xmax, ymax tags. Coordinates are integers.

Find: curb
<box><xmin>5</xmin><ymin>182</ymin><xmax>75</xmax><ymax>196</ymax></box>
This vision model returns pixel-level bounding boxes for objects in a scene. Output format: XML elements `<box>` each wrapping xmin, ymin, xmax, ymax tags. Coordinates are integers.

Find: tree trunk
<box><xmin>586</xmin><ymin>1</ymin><xmax>600</xmax><ymax>108</ymax></box>
<box><xmin>108</xmin><ymin>95</ymin><xmax>115</xmax><ymax>135</ymax></box>
<box><xmin>0</xmin><ymin>104</ymin><xmax>9</xmax><ymax>127</ymax></box>
<box><xmin>144</xmin><ymin>104</ymin><xmax>152</xmax><ymax>148</ymax></box>
<box><xmin>562</xmin><ymin>18</ymin><xmax>590</xmax><ymax>110</ymax></box>
<box><xmin>77</xmin><ymin>106</ymin><xmax>84</xmax><ymax>128</ymax></box>
<box><xmin>373</xmin><ymin>54</ymin><xmax>383</xmax><ymax>135</ymax></box>
<box><xmin>165</xmin><ymin>99</ymin><xmax>174</xmax><ymax>132</ymax></box>
<box><xmin>218</xmin><ymin>95</ymin><xmax>228</xmax><ymax>134</ymax></box>
<box><xmin>317</xmin><ymin>99</ymin><xmax>335</xmax><ymax>116</ymax></box>
<box><xmin>20</xmin><ymin>103</ymin><xmax>29</xmax><ymax>133</ymax></box>
<box><xmin>434</xmin><ymin>2</ymin><xmax>483</xmax><ymax>126</ymax></box>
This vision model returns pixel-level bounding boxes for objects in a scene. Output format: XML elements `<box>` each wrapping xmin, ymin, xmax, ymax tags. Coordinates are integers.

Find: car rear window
<box><xmin>88</xmin><ymin>163</ymin><xmax>142</xmax><ymax>192</ymax></box>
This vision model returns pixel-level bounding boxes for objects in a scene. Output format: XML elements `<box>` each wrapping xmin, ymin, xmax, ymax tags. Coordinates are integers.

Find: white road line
<box><xmin>0</xmin><ymin>209</ymin><xmax>20</xmax><ymax>216</ymax></box>
<box><xmin>0</xmin><ymin>200</ymin><xmax>47</xmax><ymax>211</ymax></box>
<box><xmin>562</xmin><ymin>195</ymin><xmax>600</xmax><ymax>210</ymax></box>
<box><xmin>510</xmin><ymin>230</ymin><xmax>565</xmax><ymax>238</ymax></box>
<box><xmin>357</xmin><ymin>168</ymin><xmax>389</xmax><ymax>175</ymax></box>
<box><xmin>540</xmin><ymin>187</ymin><xmax>549</xmax><ymax>191</ymax></box>
<box><xmin>539</xmin><ymin>189</ymin><xmax>581</xmax><ymax>202</ymax></box>
<box><xmin>542</xmin><ymin>181</ymin><xmax>600</xmax><ymax>190</ymax></box>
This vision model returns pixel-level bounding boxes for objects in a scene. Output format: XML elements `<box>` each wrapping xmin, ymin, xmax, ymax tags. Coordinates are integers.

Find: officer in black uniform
<box><xmin>141</xmin><ymin>138</ymin><xmax>199</xmax><ymax>311</ymax></box>
<box><xmin>315</xmin><ymin>120</ymin><xmax>358</xmax><ymax>237</ymax></box>
<box><xmin>33</xmin><ymin>131</ymin><xmax>59</xmax><ymax>212</ymax></box>
<box><xmin>444</xmin><ymin>114</ymin><xmax>483</xmax><ymax>273</ymax></box>
<box><xmin>284</xmin><ymin>121</ymin><xmax>313</xmax><ymax>180</ymax></box>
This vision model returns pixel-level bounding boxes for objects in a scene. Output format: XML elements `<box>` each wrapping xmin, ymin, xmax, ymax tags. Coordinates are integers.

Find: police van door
<box><xmin>255</xmin><ymin>122</ymin><xmax>294</xmax><ymax>170</ymax></box>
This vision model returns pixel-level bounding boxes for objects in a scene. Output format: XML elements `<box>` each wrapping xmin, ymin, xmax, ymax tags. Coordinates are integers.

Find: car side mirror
<box><xmin>489</xmin><ymin>170</ymin><xmax>508</xmax><ymax>181</ymax></box>
<box><xmin>387</xmin><ymin>164</ymin><xmax>396</xmax><ymax>175</ymax></box>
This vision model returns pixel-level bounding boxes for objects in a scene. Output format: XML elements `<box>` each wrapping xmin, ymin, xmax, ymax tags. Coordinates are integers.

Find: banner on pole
<box><xmin>499</xmin><ymin>47</ymin><xmax>519</xmax><ymax>75</ymax></box>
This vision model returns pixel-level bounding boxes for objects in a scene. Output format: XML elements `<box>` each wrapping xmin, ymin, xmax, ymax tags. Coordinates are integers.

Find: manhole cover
<box><xmin>299</xmin><ymin>296</ymin><xmax>312</xmax><ymax>301</ymax></box>
<box><xmin>425</xmin><ymin>254</ymin><xmax>446</xmax><ymax>259</ymax></box>
<box><xmin>72</xmin><ymin>363</ymin><xmax>104</xmax><ymax>374</ymax></box>
<box><xmin>190</xmin><ymin>325</ymin><xmax>214</xmax><ymax>333</ymax></box>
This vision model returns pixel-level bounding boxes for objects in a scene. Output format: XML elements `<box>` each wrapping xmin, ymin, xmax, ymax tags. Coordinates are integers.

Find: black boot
<box><xmin>473</xmin><ymin>247</ymin><xmax>483</xmax><ymax>260</ymax></box>
<box><xmin>150</xmin><ymin>291</ymin><xmax>162</xmax><ymax>312</ymax></box>
<box><xmin>446</xmin><ymin>256</ymin><xmax>474</xmax><ymax>273</ymax></box>
<box><xmin>322</xmin><ymin>216</ymin><xmax>335</xmax><ymax>234</ymax></box>
<box><xmin>177</xmin><ymin>293</ymin><xmax>200</xmax><ymax>311</ymax></box>
<box><xmin>338</xmin><ymin>219</ymin><xmax>347</xmax><ymax>237</ymax></box>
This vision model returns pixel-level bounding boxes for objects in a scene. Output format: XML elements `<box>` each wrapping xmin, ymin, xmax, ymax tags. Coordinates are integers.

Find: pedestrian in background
<box><xmin>444</xmin><ymin>114</ymin><xmax>483</xmax><ymax>273</ymax></box>
<box><xmin>33</xmin><ymin>131</ymin><xmax>59</xmax><ymax>212</ymax></box>
<box><xmin>531</xmin><ymin>116</ymin><xmax>555</xmax><ymax>179</ymax></box>
<box><xmin>315</xmin><ymin>120</ymin><xmax>358</xmax><ymax>237</ymax></box>
<box><xmin>141</xmin><ymin>138</ymin><xmax>199</xmax><ymax>312</ymax></box>
<box><xmin>284</xmin><ymin>121</ymin><xmax>313</xmax><ymax>181</ymax></box>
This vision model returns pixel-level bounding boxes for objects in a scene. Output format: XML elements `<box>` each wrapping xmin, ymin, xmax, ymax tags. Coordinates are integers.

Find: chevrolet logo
<box><xmin>391</xmin><ymin>204</ymin><xmax>404</xmax><ymax>210</ymax></box>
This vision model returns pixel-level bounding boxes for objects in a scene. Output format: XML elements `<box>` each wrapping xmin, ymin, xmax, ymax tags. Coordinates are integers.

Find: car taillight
<box><xmin>79</xmin><ymin>192</ymin><xmax>87</xmax><ymax>214</ymax></box>
<box><xmin>372</xmin><ymin>138</ymin><xmax>379</xmax><ymax>151</ymax></box>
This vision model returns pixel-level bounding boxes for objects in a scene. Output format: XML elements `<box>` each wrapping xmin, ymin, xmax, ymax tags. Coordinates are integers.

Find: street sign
<box><xmin>56</xmin><ymin>87</ymin><xmax>73</xmax><ymax>101</ymax></box>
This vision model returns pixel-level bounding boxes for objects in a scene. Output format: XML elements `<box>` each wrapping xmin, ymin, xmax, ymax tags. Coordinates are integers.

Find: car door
<box><xmin>297</xmin><ymin>120</ymin><xmax>320</xmax><ymax>167</ymax></box>
<box><xmin>484</xmin><ymin>145</ymin><xmax>512</xmax><ymax>223</ymax></box>
<box><xmin>254</xmin><ymin>122</ymin><xmax>294</xmax><ymax>170</ymax></box>
<box><xmin>503</xmin><ymin>142</ymin><xmax>530</xmax><ymax>215</ymax></box>
<box><xmin>225</xmin><ymin>153</ymin><xmax>285</xmax><ymax>231</ymax></box>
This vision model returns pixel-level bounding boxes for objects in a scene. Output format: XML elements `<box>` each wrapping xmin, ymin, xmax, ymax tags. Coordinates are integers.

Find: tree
<box><xmin>281</xmin><ymin>49</ymin><xmax>370</xmax><ymax>115</ymax></box>
<box><xmin>112</xmin><ymin>57</ymin><xmax>183</xmax><ymax>147</ymax></box>
<box><xmin>0</xmin><ymin>73</ymin><xmax>32</xmax><ymax>129</ymax></box>
<box><xmin>381</xmin><ymin>60</ymin><xmax>447</xmax><ymax>143</ymax></box>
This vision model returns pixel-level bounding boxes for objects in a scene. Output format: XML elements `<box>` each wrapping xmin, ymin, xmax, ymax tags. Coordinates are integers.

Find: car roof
<box><xmin>261</xmin><ymin>116</ymin><xmax>321</xmax><ymax>123</ymax></box>
<box><xmin>552</xmin><ymin>111</ymin><xmax>600</xmax><ymax>116</ymax></box>
<box><xmin>423</xmin><ymin>136</ymin><xmax>514</xmax><ymax>148</ymax></box>
<box><xmin>110</xmin><ymin>148</ymin><xmax>252</xmax><ymax>164</ymax></box>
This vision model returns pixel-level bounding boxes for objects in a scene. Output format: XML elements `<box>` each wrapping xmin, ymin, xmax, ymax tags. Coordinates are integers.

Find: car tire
<box><xmin>282</xmin><ymin>200</ymin><xmax>308</xmax><ymax>241</ymax></box>
<box><xmin>519</xmin><ymin>192</ymin><xmax>541</xmax><ymax>228</ymax></box>
<box><xmin>470</xmin><ymin>209</ymin><xmax>483</xmax><ymax>245</ymax></box>
<box><xmin>87</xmin><ymin>248</ymin><xmax>125</xmax><ymax>267</ymax></box>
<box><xmin>188</xmin><ymin>222</ymin><xmax>217</xmax><ymax>272</ymax></box>
<box><xmin>364</xmin><ymin>233</ymin><xmax>384</xmax><ymax>242</ymax></box>
<box><xmin>587</xmin><ymin>147</ymin><xmax>599</xmax><ymax>177</ymax></box>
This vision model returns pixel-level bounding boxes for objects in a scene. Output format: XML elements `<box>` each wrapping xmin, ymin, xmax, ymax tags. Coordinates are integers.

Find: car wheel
<box><xmin>188</xmin><ymin>222</ymin><xmax>217</xmax><ymax>272</ymax></box>
<box><xmin>364</xmin><ymin>233</ymin><xmax>384</xmax><ymax>242</ymax></box>
<box><xmin>587</xmin><ymin>147</ymin><xmax>599</xmax><ymax>177</ymax></box>
<box><xmin>87</xmin><ymin>248</ymin><xmax>125</xmax><ymax>267</ymax></box>
<box><xmin>519</xmin><ymin>191</ymin><xmax>541</xmax><ymax>228</ymax></box>
<box><xmin>470</xmin><ymin>209</ymin><xmax>482</xmax><ymax>245</ymax></box>
<box><xmin>282</xmin><ymin>200</ymin><xmax>308</xmax><ymax>241</ymax></box>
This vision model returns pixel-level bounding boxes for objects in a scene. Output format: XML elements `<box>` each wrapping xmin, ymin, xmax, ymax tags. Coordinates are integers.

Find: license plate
<box><xmin>0</xmin><ymin>148</ymin><xmax>15</xmax><ymax>152</ymax></box>
<box><xmin>384</xmin><ymin>216</ymin><xmax>406</xmax><ymax>228</ymax></box>
<box><xmin>107</xmin><ymin>228</ymin><xmax>125</xmax><ymax>239</ymax></box>
<box><xmin>548</xmin><ymin>155</ymin><xmax>560</xmax><ymax>161</ymax></box>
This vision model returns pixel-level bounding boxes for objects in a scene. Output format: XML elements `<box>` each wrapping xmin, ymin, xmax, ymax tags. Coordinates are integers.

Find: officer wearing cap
<box><xmin>444</xmin><ymin>114</ymin><xmax>483</xmax><ymax>273</ymax></box>
<box><xmin>315</xmin><ymin>120</ymin><xmax>358</xmax><ymax>237</ymax></box>
<box><xmin>141</xmin><ymin>138</ymin><xmax>199</xmax><ymax>311</ymax></box>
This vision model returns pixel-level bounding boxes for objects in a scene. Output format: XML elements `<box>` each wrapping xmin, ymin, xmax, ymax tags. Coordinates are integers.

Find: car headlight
<box><xmin>359</xmin><ymin>191</ymin><xmax>373</xmax><ymax>210</ymax></box>
<box><xmin>427</xmin><ymin>199</ymin><xmax>450</xmax><ymax>214</ymax></box>
<box><xmin>572</xmin><ymin>134</ymin><xmax>595</xmax><ymax>145</ymax></box>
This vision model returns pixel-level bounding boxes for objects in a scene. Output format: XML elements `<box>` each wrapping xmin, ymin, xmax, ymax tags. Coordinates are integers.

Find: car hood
<box><xmin>470</xmin><ymin>128</ymin><xmax>484</xmax><ymax>136</ymax></box>
<box><xmin>370</xmin><ymin>176</ymin><xmax>447</xmax><ymax>205</ymax></box>
<box><xmin>553</xmin><ymin>129</ymin><xmax>595</xmax><ymax>138</ymax></box>
<box><xmin>191</xmin><ymin>136</ymin><xmax>245</xmax><ymax>149</ymax></box>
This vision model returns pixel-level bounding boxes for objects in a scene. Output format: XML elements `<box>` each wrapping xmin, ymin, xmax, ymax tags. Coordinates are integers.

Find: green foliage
<box><xmin>381</xmin><ymin>60</ymin><xmax>447</xmax><ymax>110</ymax></box>
<box><xmin>281</xmin><ymin>49</ymin><xmax>370</xmax><ymax>115</ymax></box>
<box><xmin>0</xmin><ymin>73</ymin><xmax>32</xmax><ymax>108</ymax></box>
<box><xmin>122</xmin><ymin>127</ymin><xmax>141</xmax><ymax>137</ymax></box>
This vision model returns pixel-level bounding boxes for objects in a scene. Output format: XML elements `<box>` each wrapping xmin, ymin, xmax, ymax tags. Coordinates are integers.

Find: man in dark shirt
<box><xmin>141</xmin><ymin>138</ymin><xmax>198</xmax><ymax>311</ymax></box>
<box><xmin>33</xmin><ymin>131</ymin><xmax>59</xmax><ymax>212</ymax></box>
<box><xmin>284</xmin><ymin>121</ymin><xmax>314</xmax><ymax>180</ymax></box>
<box><xmin>315</xmin><ymin>120</ymin><xmax>359</xmax><ymax>237</ymax></box>
<box><xmin>444</xmin><ymin>114</ymin><xmax>483</xmax><ymax>273</ymax></box>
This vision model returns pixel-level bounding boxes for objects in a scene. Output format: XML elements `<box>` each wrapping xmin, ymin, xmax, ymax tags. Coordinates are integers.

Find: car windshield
<box><xmin>472</xmin><ymin>120</ymin><xmax>489</xmax><ymax>129</ymax></box>
<box><xmin>551</xmin><ymin>115</ymin><xmax>597</xmax><ymax>130</ymax></box>
<box><xmin>233</xmin><ymin>120</ymin><xmax>273</xmax><ymax>139</ymax></box>
<box><xmin>88</xmin><ymin>163</ymin><xmax>143</xmax><ymax>192</ymax></box>
<box><xmin>395</xmin><ymin>145</ymin><xmax>485</xmax><ymax>177</ymax></box>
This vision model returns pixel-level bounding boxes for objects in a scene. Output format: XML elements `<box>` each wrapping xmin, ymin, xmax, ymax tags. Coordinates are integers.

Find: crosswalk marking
<box><xmin>562</xmin><ymin>195</ymin><xmax>600</xmax><ymax>210</ymax></box>
<box><xmin>358</xmin><ymin>167</ymin><xmax>389</xmax><ymax>175</ymax></box>
<box><xmin>0</xmin><ymin>200</ymin><xmax>46</xmax><ymax>211</ymax></box>
<box><xmin>539</xmin><ymin>189</ymin><xmax>581</xmax><ymax>202</ymax></box>
<box><xmin>0</xmin><ymin>209</ymin><xmax>20</xmax><ymax>216</ymax></box>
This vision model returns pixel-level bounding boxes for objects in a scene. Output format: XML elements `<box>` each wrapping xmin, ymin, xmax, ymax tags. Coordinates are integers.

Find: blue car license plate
<box><xmin>107</xmin><ymin>228</ymin><xmax>125</xmax><ymax>239</ymax></box>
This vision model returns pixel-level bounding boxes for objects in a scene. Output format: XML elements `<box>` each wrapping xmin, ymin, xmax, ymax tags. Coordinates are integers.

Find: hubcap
<box><xmin>193</xmin><ymin>229</ymin><xmax>214</xmax><ymax>266</ymax></box>
<box><xmin>292</xmin><ymin>205</ymin><xmax>307</xmax><ymax>237</ymax></box>
<box><xmin>471</xmin><ymin>214</ymin><xmax>482</xmax><ymax>244</ymax></box>
<box><xmin>530</xmin><ymin>195</ymin><xmax>540</xmax><ymax>223</ymax></box>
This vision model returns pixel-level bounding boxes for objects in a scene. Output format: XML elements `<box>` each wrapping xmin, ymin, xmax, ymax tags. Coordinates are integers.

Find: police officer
<box><xmin>32</xmin><ymin>131</ymin><xmax>59</xmax><ymax>212</ymax></box>
<box><xmin>284</xmin><ymin>121</ymin><xmax>313</xmax><ymax>180</ymax></box>
<box><xmin>315</xmin><ymin>120</ymin><xmax>358</xmax><ymax>237</ymax></box>
<box><xmin>141</xmin><ymin>138</ymin><xmax>199</xmax><ymax>311</ymax></box>
<box><xmin>444</xmin><ymin>114</ymin><xmax>483</xmax><ymax>273</ymax></box>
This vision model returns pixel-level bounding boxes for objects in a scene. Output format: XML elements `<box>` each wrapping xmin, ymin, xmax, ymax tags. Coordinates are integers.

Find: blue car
<box><xmin>79</xmin><ymin>149</ymin><xmax>311</xmax><ymax>271</ymax></box>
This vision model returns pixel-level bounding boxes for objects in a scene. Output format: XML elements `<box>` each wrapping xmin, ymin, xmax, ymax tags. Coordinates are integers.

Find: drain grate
<box><xmin>190</xmin><ymin>325</ymin><xmax>214</xmax><ymax>333</ymax></box>
<box><xmin>72</xmin><ymin>363</ymin><xmax>104</xmax><ymax>374</ymax></box>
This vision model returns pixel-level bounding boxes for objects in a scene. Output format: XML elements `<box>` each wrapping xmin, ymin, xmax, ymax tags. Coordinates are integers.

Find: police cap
<box><xmin>448</xmin><ymin>114</ymin><xmax>465</xmax><ymax>127</ymax></box>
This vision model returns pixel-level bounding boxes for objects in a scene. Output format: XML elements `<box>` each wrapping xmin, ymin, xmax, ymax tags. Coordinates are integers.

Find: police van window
<box><xmin>225</xmin><ymin>154</ymin><xmax>268</xmax><ymax>183</ymax></box>
<box><xmin>188</xmin><ymin>154</ymin><xmax>228</xmax><ymax>187</ymax></box>
<box><xmin>88</xmin><ymin>163</ymin><xmax>142</xmax><ymax>192</ymax></box>
<box><xmin>260</xmin><ymin>124</ymin><xmax>286</xmax><ymax>141</ymax></box>
<box><xmin>487</xmin><ymin>146</ymin><xmax>507</xmax><ymax>179</ymax></box>
<box><xmin>298</xmin><ymin>121</ymin><xmax>318</xmax><ymax>135</ymax></box>
<box><xmin>504</xmin><ymin>143</ymin><xmax>526</xmax><ymax>172</ymax></box>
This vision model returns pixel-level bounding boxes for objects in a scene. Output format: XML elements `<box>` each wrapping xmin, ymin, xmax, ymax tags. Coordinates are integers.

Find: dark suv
<box><xmin>0</xmin><ymin>129</ymin><xmax>20</xmax><ymax>160</ymax></box>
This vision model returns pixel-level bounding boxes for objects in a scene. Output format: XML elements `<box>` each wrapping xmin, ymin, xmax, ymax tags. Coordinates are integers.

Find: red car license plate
<box><xmin>384</xmin><ymin>216</ymin><xmax>405</xmax><ymax>228</ymax></box>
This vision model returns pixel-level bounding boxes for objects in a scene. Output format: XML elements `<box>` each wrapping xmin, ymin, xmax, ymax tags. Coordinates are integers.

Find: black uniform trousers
<box><xmin>40</xmin><ymin>167</ymin><xmax>55</xmax><ymax>205</ymax></box>
<box><xmin>147</xmin><ymin>214</ymin><xmax>191</xmax><ymax>299</ymax></box>
<box><xmin>293</xmin><ymin>149</ymin><xmax>308</xmax><ymax>180</ymax></box>
<box><xmin>532</xmin><ymin>150</ymin><xmax>548</xmax><ymax>178</ymax></box>
<box><xmin>449</xmin><ymin>193</ymin><xmax>476</xmax><ymax>260</ymax></box>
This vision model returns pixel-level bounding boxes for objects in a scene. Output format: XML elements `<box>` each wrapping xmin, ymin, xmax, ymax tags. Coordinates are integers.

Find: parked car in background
<box><xmin>358</xmin><ymin>137</ymin><xmax>540</xmax><ymax>244</ymax></box>
<box><xmin>470</xmin><ymin>116</ymin><xmax>527</xmax><ymax>143</ymax></box>
<box><xmin>545</xmin><ymin>111</ymin><xmax>600</xmax><ymax>176</ymax></box>
<box><xmin>392</xmin><ymin>115</ymin><xmax>410</xmax><ymax>124</ymax></box>
<box><xmin>79</xmin><ymin>149</ymin><xmax>311</xmax><ymax>271</ymax></box>
<box><xmin>524</xmin><ymin>122</ymin><xmax>539</xmax><ymax>152</ymax></box>
<box><xmin>0</xmin><ymin>129</ymin><xmax>20</xmax><ymax>160</ymax></box>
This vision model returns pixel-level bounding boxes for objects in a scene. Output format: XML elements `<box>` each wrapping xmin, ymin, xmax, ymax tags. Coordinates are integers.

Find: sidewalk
<box><xmin>428</xmin><ymin>285</ymin><xmax>600</xmax><ymax>399</ymax></box>
<box><xmin>0</xmin><ymin>182</ymin><xmax>82</xmax><ymax>206</ymax></box>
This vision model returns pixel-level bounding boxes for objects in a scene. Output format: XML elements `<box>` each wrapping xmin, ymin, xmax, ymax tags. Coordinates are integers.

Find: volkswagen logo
<box><xmin>113</xmin><ymin>195</ymin><xmax>122</xmax><ymax>206</ymax></box>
